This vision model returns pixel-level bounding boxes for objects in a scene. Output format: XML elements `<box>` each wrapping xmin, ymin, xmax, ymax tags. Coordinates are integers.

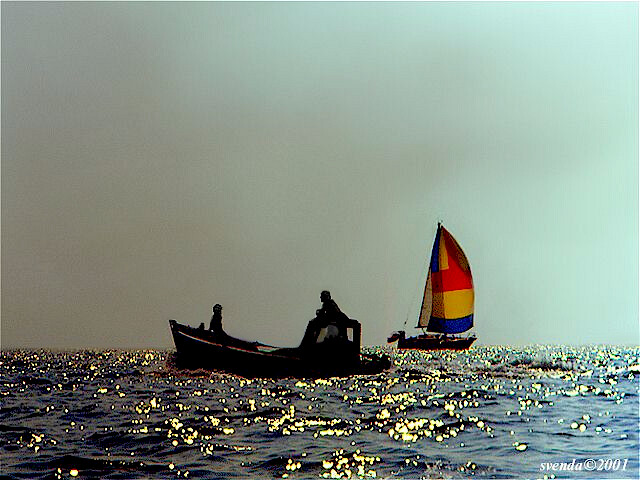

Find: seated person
<box><xmin>299</xmin><ymin>291</ymin><xmax>351</xmax><ymax>349</ymax></box>
<box><xmin>209</xmin><ymin>304</ymin><xmax>224</xmax><ymax>335</ymax></box>
<box><xmin>208</xmin><ymin>303</ymin><xmax>258</xmax><ymax>351</ymax></box>
<box><xmin>315</xmin><ymin>290</ymin><xmax>350</xmax><ymax>324</ymax></box>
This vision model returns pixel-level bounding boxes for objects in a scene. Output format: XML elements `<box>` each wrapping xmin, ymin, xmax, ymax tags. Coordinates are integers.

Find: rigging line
<box><xmin>404</xmin><ymin>263</ymin><xmax>422</xmax><ymax>329</ymax></box>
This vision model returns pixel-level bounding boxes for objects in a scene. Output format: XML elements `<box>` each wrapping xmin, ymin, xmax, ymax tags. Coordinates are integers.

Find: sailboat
<box><xmin>388</xmin><ymin>222</ymin><xmax>477</xmax><ymax>350</ymax></box>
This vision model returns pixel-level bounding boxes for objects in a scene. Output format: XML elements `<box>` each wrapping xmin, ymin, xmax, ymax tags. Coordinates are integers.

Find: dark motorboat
<box><xmin>388</xmin><ymin>222</ymin><xmax>477</xmax><ymax>351</ymax></box>
<box><xmin>169</xmin><ymin>317</ymin><xmax>390</xmax><ymax>378</ymax></box>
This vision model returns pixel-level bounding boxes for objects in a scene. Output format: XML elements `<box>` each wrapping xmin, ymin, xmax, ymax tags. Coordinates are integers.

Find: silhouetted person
<box><xmin>300</xmin><ymin>291</ymin><xmax>350</xmax><ymax>349</ymax></box>
<box><xmin>209</xmin><ymin>304</ymin><xmax>224</xmax><ymax>335</ymax></box>
<box><xmin>316</xmin><ymin>290</ymin><xmax>349</xmax><ymax>324</ymax></box>
<box><xmin>207</xmin><ymin>303</ymin><xmax>258</xmax><ymax>351</ymax></box>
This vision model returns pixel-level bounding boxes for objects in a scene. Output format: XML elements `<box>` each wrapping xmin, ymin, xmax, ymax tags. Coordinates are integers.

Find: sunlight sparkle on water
<box><xmin>0</xmin><ymin>346</ymin><xmax>638</xmax><ymax>479</ymax></box>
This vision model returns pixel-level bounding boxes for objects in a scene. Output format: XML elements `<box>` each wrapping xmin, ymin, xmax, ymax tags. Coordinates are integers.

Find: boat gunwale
<box><xmin>173</xmin><ymin>325</ymin><xmax>297</xmax><ymax>360</ymax></box>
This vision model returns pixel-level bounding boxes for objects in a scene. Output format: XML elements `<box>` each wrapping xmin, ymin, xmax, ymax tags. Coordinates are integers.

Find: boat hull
<box><xmin>397</xmin><ymin>334</ymin><xmax>476</xmax><ymax>351</ymax></box>
<box><xmin>169</xmin><ymin>320</ymin><xmax>390</xmax><ymax>378</ymax></box>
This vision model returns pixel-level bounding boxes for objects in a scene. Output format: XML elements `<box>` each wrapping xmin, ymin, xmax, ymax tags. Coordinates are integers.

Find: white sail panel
<box><xmin>417</xmin><ymin>269</ymin><xmax>432</xmax><ymax>327</ymax></box>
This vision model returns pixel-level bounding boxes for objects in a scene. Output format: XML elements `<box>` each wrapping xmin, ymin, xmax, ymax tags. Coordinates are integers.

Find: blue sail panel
<box><xmin>426</xmin><ymin>314</ymin><xmax>473</xmax><ymax>334</ymax></box>
<box><xmin>429</xmin><ymin>226</ymin><xmax>442</xmax><ymax>272</ymax></box>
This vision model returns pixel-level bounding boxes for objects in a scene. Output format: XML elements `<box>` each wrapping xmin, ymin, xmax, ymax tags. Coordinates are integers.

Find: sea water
<box><xmin>0</xmin><ymin>346</ymin><xmax>638</xmax><ymax>479</ymax></box>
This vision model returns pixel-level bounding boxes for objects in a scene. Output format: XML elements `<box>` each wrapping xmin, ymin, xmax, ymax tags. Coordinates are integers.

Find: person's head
<box><xmin>213</xmin><ymin>304</ymin><xmax>222</xmax><ymax>313</ymax></box>
<box><xmin>320</xmin><ymin>291</ymin><xmax>331</xmax><ymax>302</ymax></box>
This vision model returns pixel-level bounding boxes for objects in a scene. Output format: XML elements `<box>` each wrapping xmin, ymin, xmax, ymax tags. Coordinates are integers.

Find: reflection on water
<box><xmin>0</xmin><ymin>346</ymin><xmax>638</xmax><ymax>479</ymax></box>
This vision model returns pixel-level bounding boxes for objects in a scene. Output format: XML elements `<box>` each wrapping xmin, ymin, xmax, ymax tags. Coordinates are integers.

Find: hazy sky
<box><xmin>2</xmin><ymin>2</ymin><xmax>638</xmax><ymax>349</ymax></box>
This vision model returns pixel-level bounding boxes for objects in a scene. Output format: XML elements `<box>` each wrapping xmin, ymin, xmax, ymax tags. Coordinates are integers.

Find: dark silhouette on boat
<box><xmin>169</xmin><ymin>293</ymin><xmax>390</xmax><ymax>378</ymax></box>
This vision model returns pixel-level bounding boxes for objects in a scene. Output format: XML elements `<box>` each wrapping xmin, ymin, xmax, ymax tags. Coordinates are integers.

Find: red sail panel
<box><xmin>431</xmin><ymin>227</ymin><xmax>473</xmax><ymax>293</ymax></box>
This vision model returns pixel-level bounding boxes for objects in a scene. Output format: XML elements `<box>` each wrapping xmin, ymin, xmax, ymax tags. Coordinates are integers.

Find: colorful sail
<box><xmin>417</xmin><ymin>224</ymin><xmax>474</xmax><ymax>334</ymax></box>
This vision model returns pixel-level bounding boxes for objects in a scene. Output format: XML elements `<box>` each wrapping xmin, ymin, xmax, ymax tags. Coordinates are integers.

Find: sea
<box><xmin>0</xmin><ymin>346</ymin><xmax>638</xmax><ymax>480</ymax></box>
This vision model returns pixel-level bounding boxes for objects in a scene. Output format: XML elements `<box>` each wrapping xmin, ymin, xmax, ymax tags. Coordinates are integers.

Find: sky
<box><xmin>2</xmin><ymin>2</ymin><xmax>638</xmax><ymax>349</ymax></box>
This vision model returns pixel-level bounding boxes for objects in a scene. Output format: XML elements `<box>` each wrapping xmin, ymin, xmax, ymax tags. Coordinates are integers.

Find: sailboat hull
<box><xmin>397</xmin><ymin>334</ymin><xmax>476</xmax><ymax>351</ymax></box>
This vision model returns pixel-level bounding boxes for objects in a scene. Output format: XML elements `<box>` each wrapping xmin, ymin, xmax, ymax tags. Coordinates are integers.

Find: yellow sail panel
<box><xmin>431</xmin><ymin>289</ymin><xmax>474</xmax><ymax>319</ymax></box>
